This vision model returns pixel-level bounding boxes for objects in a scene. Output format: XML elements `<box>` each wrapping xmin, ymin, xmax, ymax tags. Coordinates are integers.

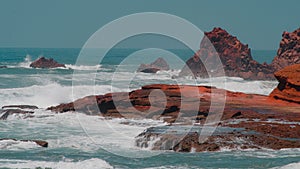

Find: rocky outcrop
<box><xmin>137</xmin><ymin>57</ymin><xmax>170</xmax><ymax>73</ymax></box>
<box><xmin>2</xmin><ymin>105</ymin><xmax>38</xmax><ymax>109</ymax></box>
<box><xmin>0</xmin><ymin>109</ymin><xmax>34</xmax><ymax>120</ymax></box>
<box><xmin>47</xmin><ymin>62</ymin><xmax>300</xmax><ymax>152</ymax></box>
<box><xmin>30</xmin><ymin>57</ymin><xmax>65</xmax><ymax>68</ymax></box>
<box><xmin>0</xmin><ymin>105</ymin><xmax>38</xmax><ymax>120</ymax></box>
<box><xmin>271</xmin><ymin>28</ymin><xmax>300</xmax><ymax>70</ymax></box>
<box><xmin>0</xmin><ymin>138</ymin><xmax>48</xmax><ymax>147</ymax></box>
<box><xmin>48</xmin><ymin>82</ymin><xmax>300</xmax><ymax>152</ymax></box>
<box><xmin>179</xmin><ymin>27</ymin><xmax>275</xmax><ymax>80</ymax></box>
<box><xmin>270</xmin><ymin>64</ymin><xmax>300</xmax><ymax>103</ymax></box>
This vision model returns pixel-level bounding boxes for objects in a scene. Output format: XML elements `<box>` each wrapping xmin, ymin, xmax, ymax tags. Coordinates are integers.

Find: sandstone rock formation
<box><xmin>30</xmin><ymin>57</ymin><xmax>65</xmax><ymax>68</ymax></box>
<box><xmin>48</xmin><ymin>81</ymin><xmax>300</xmax><ymax>151</ymax></box>
<box><xmin>137</xmin><ymin>57</ymin><xmax>170</xmax><ymax>73</ymax></box>
<box><xmin>47</xmin><ymin>56</ymin><xmax>300</xmax><ymax>152</ymax></box>
<box><xmin>271</xmin><ymin>28</ymin><xmax>300</xmax><ymax>70</ymax></box>
<box><xmin>270</xmin><ymin>64</ymin><xmax>300</xmax><ymax>103</ymax></box>
<box><xmin>179</xmin><ymin>27</ymin><xmax>275</xmax><ymax>80</ymax></box>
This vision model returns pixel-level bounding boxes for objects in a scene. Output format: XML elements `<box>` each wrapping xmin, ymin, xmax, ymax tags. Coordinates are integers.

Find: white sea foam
<box><xmin>0</xmin><ymin>158</ymin><xmax>113</xmax><ymax>169</ymax></box>
<box><xmin>0</xmin><ymin>139</ymin><xmax>40</xmax><ymax>150</ymax></box>
<box><xmin>0</xmin><ymin>83</ymin><xmax>126</xmax><ymax>108</ymax></box>
<box><xmin>178</xmin><ymin>76</ymin><xmax>278</xmax><ymax>95</ymax></box>
<box><xmin>17</xmin><ymin>54</ymin><xmax>32</xmax><ymax>68</ymax></box>
<box><xmin>60</xmin><ymin>64</ymin><xmax>102</xmax><ymax>70</ymax></box>
<box><xmin>273</xmin><ymin>162</ymin><xmax>300</xmax><ymax>169</ymax></box>
<box><xmin>1</xmin><ymin>110</ymin><xmax>164</xmax><ymax>157</ymax></box>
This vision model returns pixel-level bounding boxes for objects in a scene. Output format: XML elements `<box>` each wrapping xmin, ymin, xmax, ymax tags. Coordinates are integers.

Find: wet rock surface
<box><xmin>0</xmin><ymin>138</ymin><xmax>48</xmax><ymax>148</ymax></box>
<box><xmin>2</xmin><ymin>105</ymin><xmax>38</xmax><ymax>109</ymax></box>
<box><xmin>30</xmin><ymin>57</ymin><xmax>65</xmax><ymax>68</ymax></box>
<box><xmin>48</xmin><ymin>81</ymin><xmax>300</xmax><ymax>152</ymax></box>
<box><xmin>0</xmin><ymin>105</ymin><xmax>38</xmax><ymax>120</ymax></box>
<box><xmin>137</xmin><ymin>57</ymin><xmax>170</xmax><ymax>73</ymax></box>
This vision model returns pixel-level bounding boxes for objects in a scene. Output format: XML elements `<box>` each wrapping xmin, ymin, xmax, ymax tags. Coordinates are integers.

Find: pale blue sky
<box><xmin>0</xmin><ymin>0</ymin><xmax>299</xmax><ymax>49</ymax></box>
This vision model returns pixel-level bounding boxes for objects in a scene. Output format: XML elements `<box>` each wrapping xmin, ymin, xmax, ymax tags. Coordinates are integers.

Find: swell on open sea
<box><xmin>1</xmin><ymin>48</ymin><xmax>299</xmax><ymax>169</ymax></box>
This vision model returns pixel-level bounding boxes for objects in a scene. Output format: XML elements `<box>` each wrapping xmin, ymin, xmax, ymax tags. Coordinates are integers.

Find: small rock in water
<box><xmin>0</xmin><ymin>105</ymin><xmax>36</xmax><ymax>120</ymax></box>
<box><xmin>0</xmin><ymin>138</ymin><xmax>48</xmax><ymax>148</ymax></box>
<box><xmin>137</xmin><ymin>57</ymin><xmax>170</xmax><ymax>73</ymax></box>
<box><xmin>30</xmin><ymin>57</ymin><xmax>65</xmax><ymax>68</ymax></box>
<box><xmin>2</xmin><ymin>105</ymin><xmax>38</xmax><ymax>109</ymax></box>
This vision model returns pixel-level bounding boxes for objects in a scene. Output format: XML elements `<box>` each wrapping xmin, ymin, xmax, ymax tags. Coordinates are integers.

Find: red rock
<box><xmin>179</xmin><ymin>27</ymin><xmax>275</xmax><ymax>80</ymax></box>
<box><xmin>30</xmin><ymin>57</ymin><xmax>65</xmax><ymax>68</ymax></box>
<box><xmin>137</xmin><ymin>57</ymin><xmax>170</xmax><ymax>73</ymax></box>
<box><xmin>270</xmin><ymin>64</ymin><xmax>300</xmax><ymax>103</ymax></box>
<box><xmin>47</xmin><ymin>70</ymin><xmax>300</xmax><ymax>152</ymax></box>
<box><xmin>271</xmin><ymin>28</ymin><xmax>300</xmax><ymax>70</ymax></box>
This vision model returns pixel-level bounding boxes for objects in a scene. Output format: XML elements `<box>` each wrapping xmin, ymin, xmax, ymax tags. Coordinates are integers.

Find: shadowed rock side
<box><xmin>271</xmin><ymin>28</ymin><xmax>300</xmax><ymax>70</ymax></box>
<box><xmin>30</xmin><ymin>57</ymin><xmax>65</xmax><ymax>68</ymax></box>
<box><xmin>180</xmin><ymin>27</ymin><xmax>300</xmax><ymax>80</ymax></box>
<box><xmin>270</xmin><ymin>64</ymin><xmax>300</xmax><ymax>103</ymax></box>
<box><xmin>137</xmin><ymin>57</ymin><xmax>170</xmax><ymax>73</ymax></box>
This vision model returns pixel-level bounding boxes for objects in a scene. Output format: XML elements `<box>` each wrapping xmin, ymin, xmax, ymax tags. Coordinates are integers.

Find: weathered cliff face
<box><xmin>271</xmin><ymin>28</ymin><xmax>300</xmax><ymax>70</ymax></box>
<box><xmin>270</xmin><ymin>64</ymin><xmax>300</xmax><ymax>103</ymax></box>
<box><xmin>30</xmin><ymin>57</ymin><xmax>65</xmax><ymax>68</ymax></box>
<box><xmin>137</xmin><ymin>57</ymin><xmax>170</xmax><ymax>73</ymax></box>
<box><xmin>179</xmin><ymin>27</ymin><xmax>275</xmax><ymax>80</ymax></box>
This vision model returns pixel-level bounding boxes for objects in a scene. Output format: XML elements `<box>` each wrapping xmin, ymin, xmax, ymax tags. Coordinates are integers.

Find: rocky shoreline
<box><xmin>44</xmin><ymin>63</ymin><xmax>300</xmax><ymax>152</ymax></box>
<box><xmin>1</xmin><ymin>27</ymin><xmax>299</xmax><ymax>152</ymax></box>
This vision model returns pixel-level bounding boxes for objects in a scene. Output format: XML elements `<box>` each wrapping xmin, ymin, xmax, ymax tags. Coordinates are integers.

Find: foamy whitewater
<box><xmin>0</xmin><ymin>48</ymin><xmax>298</xmax><ymax>168</ymax></box>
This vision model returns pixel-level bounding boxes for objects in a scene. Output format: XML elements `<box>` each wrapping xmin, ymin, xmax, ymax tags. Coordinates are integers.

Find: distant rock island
<box><xmin>137</xmin><ymin>57</ymin><xmax>170</xmax><ymax>73</ymax></box>
<box><xmin>30</xmin><ymin>57</ymin><xmax>65</xmax><ymax>68</ymax></box>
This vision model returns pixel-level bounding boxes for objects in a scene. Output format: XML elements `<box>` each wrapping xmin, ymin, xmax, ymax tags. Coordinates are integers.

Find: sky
<box><xmin>0</xmin><ymin>0</ymin><xmax>299</xmax><ymax>50</ymax></box>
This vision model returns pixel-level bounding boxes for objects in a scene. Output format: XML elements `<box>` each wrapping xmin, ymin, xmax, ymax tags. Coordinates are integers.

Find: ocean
<box><xmin>0</xmin><ymin>48</ymin><xmax>299</xmax><ymax>169</ymax></box>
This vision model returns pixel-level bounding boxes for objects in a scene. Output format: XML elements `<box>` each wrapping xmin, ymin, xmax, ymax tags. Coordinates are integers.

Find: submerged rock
<box><xmin>30</xmin><ymin>57</ymin><xmax>65</xmax><ymax>68</ymax></box>
<box><xmin>0</xmin><ymin>105</ymin><xmax>38</xmax><ymax>120</ymax></box>
<box><xmin>270</xmin><ymin>64</ymin><xmax>300</xmax><ymax>103</ymax></box>
<box><xmin>271</xmin><ymin>28</ymin><xmax>300</xmax><ymax>70</ymax></box>
<box><xmin>2</xmin><ymin>105</ymin><xmax>38</xmax><ymax>109</ymax></box>
<box><xmin>137</xmin><ymin>57</ymin><xmax>170</xmax><ymax>73</ymax></box>
<box><xmin>0</xmin><ymin>109</ymin><xmax>34</xmax><ymax>120</ymax></box>
<box><xmin>0</xmin><ymin>138</ymin><xmax>48</xmax><ymax>148</ymax></box>
<box><xmin>136</xmin><ymin>128</ymin><xmax>300</xmax><ymax>152</ymax></box>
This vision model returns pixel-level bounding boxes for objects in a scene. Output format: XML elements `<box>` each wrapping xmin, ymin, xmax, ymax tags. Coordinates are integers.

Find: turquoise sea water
<box><xmin>1</xmin><ymin>48</ymin><xmax>298</xmax><ymax>169</ymax></box>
